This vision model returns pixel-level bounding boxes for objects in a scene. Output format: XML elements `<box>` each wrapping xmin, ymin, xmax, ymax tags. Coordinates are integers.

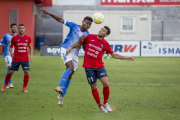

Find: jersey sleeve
<box><xmin>64</xmin><ymin>20</ymin><xmax>77</xmax><ymax>29</ymax></box>
<box><xmin>10</xmin><ymin>37</ymin><xmax>15</xmax><ymax>48</ymax></box>
<box><xmin>28</xmin><ymin>37</ymin><xmax>32</xmax><ymax>46</ymax></box>
<box><xmin>105</xmin><ymin>42</ymin><xmax>114</xmax><ymax>54</ymax></box>
<box><xmin>0</xmin><ymin>35</ymin><xmax>6</xmax><ymax>45</ymax></box>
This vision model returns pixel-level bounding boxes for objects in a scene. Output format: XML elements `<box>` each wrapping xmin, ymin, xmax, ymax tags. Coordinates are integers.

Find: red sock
<box><xmin>5</xmin><ymin>74</ymin><xmax>12</xmax><ymax>85</ymax></box>
<box><xmin>91</xmin><ymin>88</ymin><xmax>102</xmax><ymax>108</ymax></box>
<box><xmin>103</xmin><ymin>86</ymin><xmax>110</xmax><ymax>104</ymax></box>
<box><xmin>23</xmin><ymin>75</ymin><xmax>29</xmax><ymax>88</ymax></box>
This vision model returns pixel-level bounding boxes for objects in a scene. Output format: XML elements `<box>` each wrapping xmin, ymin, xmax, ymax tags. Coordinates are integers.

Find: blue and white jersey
<box><xmin>61</xmin><ymin>20</ymin><xmax>89</xmax><ymax>56</ymax></box>
<box><xmin>0</xmin><ymin>33</ymin><xmax>17</xmax><ymax>57</ymax></box>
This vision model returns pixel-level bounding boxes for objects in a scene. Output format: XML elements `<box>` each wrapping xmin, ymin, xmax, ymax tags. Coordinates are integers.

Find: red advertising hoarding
<box><xmin>101</xmin><ymin>0</ymin><xmax>180</xmax><ymax>6</ymax></box>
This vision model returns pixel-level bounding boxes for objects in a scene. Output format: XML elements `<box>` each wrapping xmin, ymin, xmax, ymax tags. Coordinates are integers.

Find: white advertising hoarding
<box><xmin>141</xmin><ymin>41</ymin><xmax>180</xmax><ymax>57</ymax></box>
<box><xmin>107</xmin><ymin>41</ymin><xmax>140</xmax><ymax>56</ymax></box>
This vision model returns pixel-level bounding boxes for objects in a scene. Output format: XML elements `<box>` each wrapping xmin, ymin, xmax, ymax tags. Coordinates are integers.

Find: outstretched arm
<box><xmin>110</xmin><ymin>52</ymin><xmax>134</xmax><ymax>61</ymax></box>
<box><xmin>41</xmin><ymin>9</ymin><xmax>65</xmax><ymax>24</ymax></box>
<box><xmin>66</xmin><ymin>35</ymin><xmax>86</xmax><ymax>55</ymax></box>
<box><xmin>66</xmin><ymin>42</ymin><xmax>81</xmax><ymax>55</ymax></box>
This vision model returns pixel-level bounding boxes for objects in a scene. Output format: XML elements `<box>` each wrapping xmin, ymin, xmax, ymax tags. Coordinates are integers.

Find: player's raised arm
<box><xmin>41</xmin><ymin>9</ymin><xmax>65</xmax><ymax>24</ymax></box>
<box><xmin>110</xmin><ymin>52</ymin><xmax>134</xmax><ymax>61</ymax></box>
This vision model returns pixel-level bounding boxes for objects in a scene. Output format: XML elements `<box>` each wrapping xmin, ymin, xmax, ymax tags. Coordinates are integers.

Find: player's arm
<box><xmin>110</xmin><ymin>52</ymin><xmax>134</xmax><ymax>61</ymax></box>
<box><xmin>80</xmin><ymin>35</ymin><xmax>86</xmax><ymax>51</ymax></box>
<box><xmin>29</xmin><ymin>43</ymin><xmax>33</xmax><ymax>62</ymax></box>
<box><xmin>0</xmin><ymin>36</ymin><xmax>6</xmax><ymax>50</ymax></box>
<box><xmin>66</xmin><ymin>35</ymin><xmax>86</xmax><ymax>54</ymax></box>
<box><xmin>66</xmin><ymin>42</ymin><xmax>81</xmax><ymax>55</ymax></box>
<box><xmin>41</xmin><ymin>9</ymin><xmax>65</xmax><ymax>24</ymax></box>
<box><xmin>9</xmin><ymin>38</ymin><xmax>14</xmax><ymax>58</ymax></box>
<box><xmin>0</xmin><ymin>44</ymin><xmax>3</xmax><ymax>50</ymax></box>
<box><xmin>9</xmin><ymin>47</ymin><xmax>14</xmax><ymax>58</ymax></box>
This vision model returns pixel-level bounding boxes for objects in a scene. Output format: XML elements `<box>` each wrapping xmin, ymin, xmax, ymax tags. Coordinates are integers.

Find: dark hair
<box><xmin>83</xmin><ymin>16</ymin><xmax>93</xmax><ymax>23</ymax></box>
<box><xmin>19</xmin><ymin>24</ymin><xmax>25</xmax><ymax>27</ymax></box>
<box><xmin>10</xmin><ymin>23</ymin><xmax>17</xmax><ymax>28</ymax></box>
<box><xmin>104</xmin><ymin>26</ymin><xmax>111</xmax><ymax>35</ymax></box>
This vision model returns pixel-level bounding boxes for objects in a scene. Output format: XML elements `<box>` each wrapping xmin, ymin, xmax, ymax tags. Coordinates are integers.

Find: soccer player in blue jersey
<box><xmin>0</xmin><ymin>23</ymin><xmax>17</xmax><ymax>89</ymax></box>
<box><xmin>41</xmin><ymin>9</ymin><xmax>93</xmax><ymax>106</ymax></box>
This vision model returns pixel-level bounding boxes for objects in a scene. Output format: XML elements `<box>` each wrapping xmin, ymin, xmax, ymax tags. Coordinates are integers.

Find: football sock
<box><xmin>103</xmin><ymin>86</ymin><xmax>110</xmax><ymax>104</ymax></box>
<box><xmin>4</xmin><ymin>69</ymin><xmax>12</xmax><ymax>85</ymax></box>
<box><xmin>60</xmin><ymin>79</ymin><xmax>71</xmax><ymax>97</ymax></box>
<box><xmin>23</xmin><ymin>75</ymin><xmax>29</xmax><ymax>88</ymax></box>
<box><xmin>58</xmin><ymin>69</ymin><xmax>72</xmax><ymax>87</ymax></box>
<box><xmin>91</xmin><ymin>88</ymin><xmax>102</xmax><ymax>108</ymax></box>
<box><xmin>5</xmin><ymin>74</ymin><xmax>12</xmax><ymax>85</ymax></box>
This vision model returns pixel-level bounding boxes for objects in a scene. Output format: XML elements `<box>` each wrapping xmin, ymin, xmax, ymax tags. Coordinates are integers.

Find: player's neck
<box><xmin>97</xmin><ymin>35</ymin><xmax>104</xmax><ymax>40</ymax></box>
<box><xmin>80</xmin><ymin>26</ymin><xmax>86</xmax><ymax>31</ymax></box>
<box><xmin>10</xmin><ymin>32</ymin><xmax>16</xmax><ymax>36</ymax></box>
<box><xmin>19</xmin><ymin>33</ymin><xmax>25</xmax><ymax>37</ymax></box>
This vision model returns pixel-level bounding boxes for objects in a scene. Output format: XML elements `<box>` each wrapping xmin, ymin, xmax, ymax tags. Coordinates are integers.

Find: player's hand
<box><xmin>10</xmin><ymin>53</ymin><xmax>14</xmax><ymax>58</ymax></box>
<box><xmin>41</xmin><ymin>9</ymin><xmax>50</xmax><ymax>14</ymax></box>
<box><xmin>66</xmin><ymin>47</ymin><xmax>72</xmax><ymax>55</ymax></box>
<box><xmin>29</xmin><ymin>55</ymin><xmax>32</xmax><ymax>62</ymax></box>
<box><xmin>125</xmin><ymin>56</ymin><xmax>134</xmax><ymax>61</ymax></box>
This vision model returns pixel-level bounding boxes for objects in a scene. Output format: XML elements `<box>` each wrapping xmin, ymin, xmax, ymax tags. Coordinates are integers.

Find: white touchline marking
<box><xmin>0</xmin><ymin>82</ymin><xmax>179</xmax><ymax>86</ymax></box>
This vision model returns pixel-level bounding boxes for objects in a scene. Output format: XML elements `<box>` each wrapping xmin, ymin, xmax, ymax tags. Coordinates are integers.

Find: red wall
<box><xmin>0</xmin><ymin>0</ymin><xmax>35</xmax><ymax>53</ymax></box>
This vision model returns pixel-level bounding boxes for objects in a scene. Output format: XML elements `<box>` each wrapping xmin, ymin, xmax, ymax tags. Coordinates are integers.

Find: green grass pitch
<box><xmin>0</xmin><ymin>53</ymin><xmax>180</xmax><ymax>120</ymax></box>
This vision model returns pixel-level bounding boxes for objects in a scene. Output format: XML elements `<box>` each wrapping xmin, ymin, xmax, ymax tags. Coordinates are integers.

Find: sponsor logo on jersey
<box><xmin>25</xmin><ymin>40</ymin><xmax>28</xmax><ymax>42</ymax></box>
<box><xmin>101</xmin><ymin>44</ymin><xmax>103</xmax><ymax>48</ymax></box>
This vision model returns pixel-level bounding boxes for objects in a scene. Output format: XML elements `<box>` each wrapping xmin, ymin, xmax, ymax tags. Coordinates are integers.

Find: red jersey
<box><xmin>10</xmin><ymin>35</ymin><xmax>31</xmax><ymax>62</ymax></box>
<box><xmin>83</xmin><ymin>34</ymin><xmax>114</xmax><ymax>68</ymax></box>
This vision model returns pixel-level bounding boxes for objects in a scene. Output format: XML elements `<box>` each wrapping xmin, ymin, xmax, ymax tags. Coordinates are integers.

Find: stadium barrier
<box><xmin>40</xmin><ymin>41</ymin><xmax>180</xmax><ymax>57</ymax></box>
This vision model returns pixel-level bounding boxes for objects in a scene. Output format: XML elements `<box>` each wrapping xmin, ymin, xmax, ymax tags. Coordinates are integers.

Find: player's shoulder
<box><xmin>24</xmin><ymin>35</ymin><xmax>31</xmax><ymax>39</ymax></box>
<box><xmin>4</xmin><ymin>33</ymin><xmax>10</xmax><ymax>37</ymax></box>
<box><xmin>87</xmin><ymin>34</ymin><xmax>96</xmax><ymax>37</ymax></box>
<box><xmin>66</xmin><ymin>20</ymin><xmax>78</xmax><ymax>26</ymax></box>
<box><xmin>102</xmin><ymin>39</ymin><xmax>110</xmax><ymax>44</ymax></box>
<box><xmin>11</xmin><ymin>35</ymin><xmax>18</xmax><ymax>40</ymax></box>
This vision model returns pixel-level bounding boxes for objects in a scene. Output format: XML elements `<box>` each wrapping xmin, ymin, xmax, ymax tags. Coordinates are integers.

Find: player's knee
<box><xmin>90</xmin><ymin>83</ymin><xmax>97</xmax><ymax>89</ymax></box>
<box><xmin>103</xmin><ymin>82</ymin><xmax>109</xmax><ymax>87</ymax></box>
<box><xmin>8</xmin><ymin>71</ymin><xmax>14</xmax><ymax>75</ymax></box>
<box><xmin>24</xmin><ymin>71</ymin><xmax>29</xmax><ymax>75</ymax></box>
<box><xmin>67</xmin><ymin>66</ymin><xmax>74</xmax><ymax>71</ymax></box>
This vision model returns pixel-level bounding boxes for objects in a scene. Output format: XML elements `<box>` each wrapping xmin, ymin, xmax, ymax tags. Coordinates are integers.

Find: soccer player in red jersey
<box><xmin>1</xmin><ymin>24</ymin><xmax>33</xmax><ymax>92</ymax></box>
<box><xmin>66</xmin><ymin>26</ymin><xmax>134</xmax><ymax>113</ymax></box>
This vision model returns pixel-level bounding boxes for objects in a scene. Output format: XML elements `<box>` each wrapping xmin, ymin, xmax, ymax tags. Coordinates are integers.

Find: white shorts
<box><xmin>60</xmin><ymin>47</ymin><xmax>79</xmax><ymax>71</ymax></box>
<box><xmin>4</xmin><ymin>56</ymin><xmax>12</xmax><ymax>67</ymax></box>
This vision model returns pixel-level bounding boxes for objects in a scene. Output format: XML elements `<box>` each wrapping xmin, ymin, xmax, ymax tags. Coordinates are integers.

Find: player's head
<box><xmin>98</xmin><ymin>26</ymin><xmax>111</xmax><ymax>38</ymax></box>
<box><xmin>10</xmin><ymin>23</ymin><xmax>17</xmax><ymax>33</ymax></box>
<box><xmin>82</xmin><ymin>16</ymin><xmax>93</xmax><ymax>30</ymax></box>
<box><xmin>18</xmin><ymin>24</ymin><xmax>25</xmax><ymax>35</ymax></box>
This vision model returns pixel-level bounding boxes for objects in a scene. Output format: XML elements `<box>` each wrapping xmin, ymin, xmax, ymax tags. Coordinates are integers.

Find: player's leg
<box><xmin>4</xmin><ymin>56</ymin><xmax>13</xmax><ymax>88</ymax></box>
<box><xmin>22</xmin><ymin>61</ymin><xmax>30</xmax><ymax>92</ymax></box>
<box><xmin>97</xmin><ymin>67</ymin><xmax>112</xmax><ymax>112</ymax></box>
<box><xmin>55</xmin><ymin>48</ymin><xmax>74</xmax><ymax>94</ymax></box>
<box><xmin>59</xmin><ymin>56</ymin><xmax>78</xmax><ymax>98</ymax></box>
<box><xmin>85</xmin><ymin>68</ymin><xmax>107</xmax><ymax>113</ymax></box>
<box><xmin>1</xmin><ymin>61</ymin><xmax>20</xmax><ymax>91</ymax></box>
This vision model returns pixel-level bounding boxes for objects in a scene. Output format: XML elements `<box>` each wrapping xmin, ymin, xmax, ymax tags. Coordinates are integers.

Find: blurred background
<box><xmin>0</xmin><ymin>0</ymin><xmax>180</xmax><ymax>57</ymax></box>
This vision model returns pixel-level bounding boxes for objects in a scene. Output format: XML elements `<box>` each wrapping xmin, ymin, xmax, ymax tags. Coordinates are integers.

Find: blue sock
<box><xmin>60</xmin><ymin>79</ymin><xmax>71</xmax><ymax>97</ymax></box>
<box><xmin>4</xmin><ymin>69</ymin><xmax>12</xmax><ymax>85</ymax></box>
<box><xmin>58</xmin><ymin>69</ymin><xmax>72</xmax><ymax>87</ymax></box>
